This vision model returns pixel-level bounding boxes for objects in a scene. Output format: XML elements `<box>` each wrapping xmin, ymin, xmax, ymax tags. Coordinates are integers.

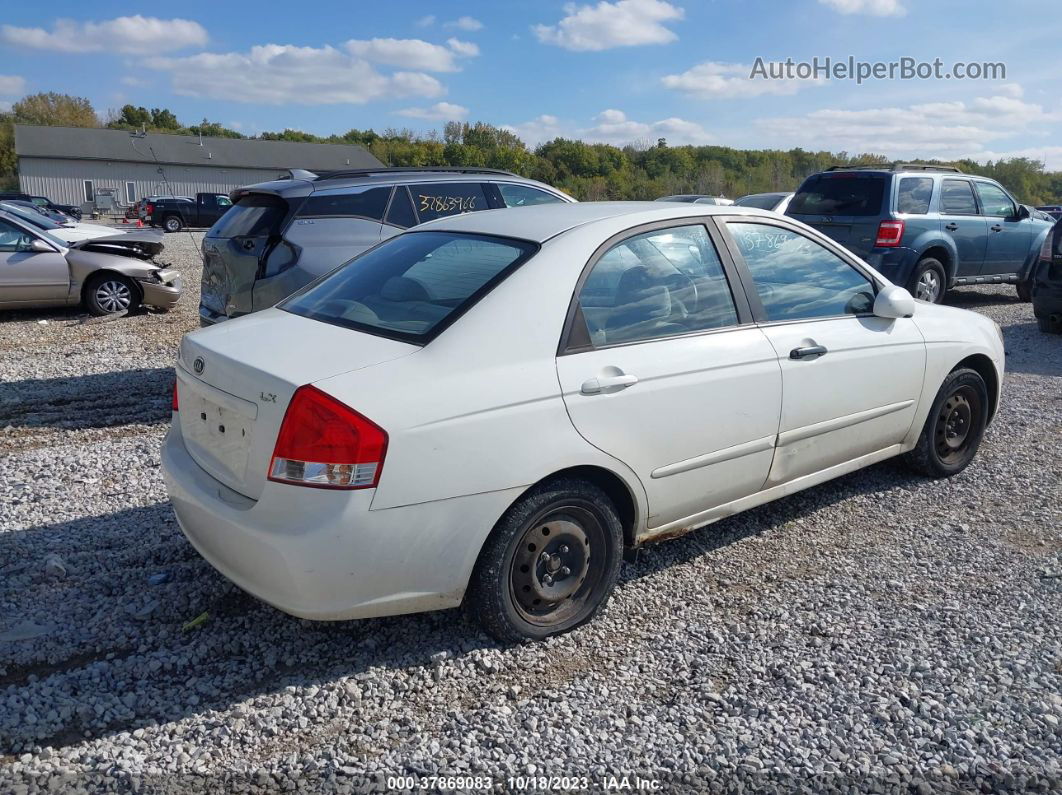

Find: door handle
<box><xmin>790</xmin><ymin>345</ymin><xmax>828</xmax><ymax>360</ymax></box>
<box><xmin>944</xmin><ymin>223</ymin><xmax>959</xmax><ymax>231</ymax></box>
<box><xmin>581</xmin><ymin>374</ymin><xmax>639</xmax><ymax>394</ymax></box>
<box><xmin>990</xmin><ymin>224</ymin><xmax>1003</xmax><ymax>232</ymax></box>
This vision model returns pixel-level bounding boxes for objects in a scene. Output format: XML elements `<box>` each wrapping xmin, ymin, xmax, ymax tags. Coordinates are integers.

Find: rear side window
<box><xmin>789</xmin><ymin>175</ymin><xmax>885</xmax><ymax>217</ymax></box>
<box><xmin>940</xmin><ymin>180</ymin><xmax>978</xmax><ymax>215</ymax></box>
<box><xmin>385</xmin><ymin>187</ymin><xmax>417</xmax><ymax>228</ymax></box>
<box><xmin>498</xmin><ymin>184</ymin><xmax>565</xmax><ymax>207</ymax></box>
<box><xmin>298</xmin><ymin>186</ymin><xmax>391</xmax><ymax>220</ymax></box>
<box><xmin>280</xmin><ymin>232</ymin><xmax>537</xmax><ymax>342</ymax></box>
<box><xmin>210</xmin><ymin>194</ymin><xmax>288</xmax><ymax>238</ymax></box>
<box><xmin>410</xmin><ymin>183</ymin><xmax>488</xmax><ymax>222</ymax></box>
<box><xmin>896</xmin><ymin>178</ymin><xmax>933</xmax><ymax>214</ymax></box>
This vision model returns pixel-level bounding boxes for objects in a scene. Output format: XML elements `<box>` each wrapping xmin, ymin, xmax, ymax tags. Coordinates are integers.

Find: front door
<box><xmin>0</xmin><ymin>220</ymin><xmax>69</xmax><ymax>305</ymax></box>
<box><xmin>975</xmin><ymin>181</ymin><xmax>1032</xmax><ymax>276</ymax></box>
<box><xmin>556</xmin><ymin>223</ymin><xmax>782</xmax><ymax>529</ymax></box>
<box><xmin>938</xmin><ymin>178</ymin><xmax>988</xmax><ymax>279</ymax></box>
<box><xmin>721</xmin><ymin>219</ymin><xmax>926</xmax><ymax>486</ymax></box>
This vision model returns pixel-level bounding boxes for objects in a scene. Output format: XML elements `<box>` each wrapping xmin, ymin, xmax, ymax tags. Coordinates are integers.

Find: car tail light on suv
<box><xmin>172</xmin><ymin>381</ymin><xmax>179</xmax><ymax>412</ymax></box>
<box><xmin>268</xmin><ymin>386</ymin><xmax>387</xmax><ymax>489</ymax></box>
<box><xmin>875</xmin><ymin>220</ymin><xmax>905</xmax><ymax>247</ymax></box>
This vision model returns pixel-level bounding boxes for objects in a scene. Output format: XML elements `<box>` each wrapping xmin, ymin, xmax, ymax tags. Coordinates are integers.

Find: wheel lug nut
<box><xmin>543</xmin><ymin>574</ymin><xmax>554</xmax><ymax>586</ymax></box>
<box><xmin>560</xmin><ymin>566</ymin><xmax>571</xmax><ymax>576</ymax></box>
<box><xmin>559</xmin><ymin>545</ymin><xmax>569</xmax><ymax>554</ymax></box>
<box><xmin>539</xmin><ymin>551</ymin><xmax>550</xmax><ymax>563</ymax></box>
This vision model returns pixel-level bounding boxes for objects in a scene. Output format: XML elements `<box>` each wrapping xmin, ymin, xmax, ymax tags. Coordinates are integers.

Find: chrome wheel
<box><xmin>94</xmin><ymin>279</ymin><xmax>132</xmax><ymax>313</ymax></box>
<box><xmin>164</xmin><ymin>217</ymin><xmax>181</xmax><ymax>232</ymax></box>
<box><xmin>915</xmin><ymin>269</ymin><xmax>941</xmax><ymax>302</ymax></box>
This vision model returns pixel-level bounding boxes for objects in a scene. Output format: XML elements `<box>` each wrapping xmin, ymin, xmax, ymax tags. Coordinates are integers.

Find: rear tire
<box><xmin>163</xmin><ymin>215</ymin><xmax>183</xmax><ymax>233</ymax></box>
<box><xmin>1038</xmin><ymin>315</ymin><xmax>1062</xmax><ymax>334</ymax></box>
<box><xmin>467</xmin><ymin>478</ymin><xmax>624</xmax><ymax>643</ymax></box>
<box><xmin>1016</xmin><ymin>280</ymin><xmax>1033</xmax><ymax>302</ymax></box>
<box><xmin>84</xmin><ymin>273</ymin><xmax>140</xmax><ymax>316</ymax></box>
<box><xmin>904</xmin><ymin>368</ymin><xmax>988</xmax><ymax>478</ymax></box>
<box><xmin>908</xmin><ymin>257</ymin><xmax>947</xmax><ymax>304</ymax></box>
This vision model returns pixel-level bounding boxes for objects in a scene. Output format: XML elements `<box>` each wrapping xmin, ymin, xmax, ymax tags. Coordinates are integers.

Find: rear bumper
<box><xmin>863</xmin><ymin>247</ymin><xmax>919</xmax><ymax>285</ymax></box>
<box><xmin>161</xmin><ymin>421</ymin><xmax>522</xmax><ymax>621</ymax></box>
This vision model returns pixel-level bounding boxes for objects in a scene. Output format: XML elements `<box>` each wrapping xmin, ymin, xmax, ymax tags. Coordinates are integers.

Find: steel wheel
<box><xmin>933</xmin><ymin>385</ymin><xmax>981</xmax><ymax>465</ymax></box>
<box><xmin>94</xmin><ymin>279</ymin><xmax>132</xmax><ymax>313</ymax></box>
<box><xmin>915</xmin><ymin>269</ymin><xmax>941</xmax><ymax>303</ymax></box>
<box><xmin>509</xmin><ymin>509</ymin><xmax>606</xmax><ymax>627</ymax></box>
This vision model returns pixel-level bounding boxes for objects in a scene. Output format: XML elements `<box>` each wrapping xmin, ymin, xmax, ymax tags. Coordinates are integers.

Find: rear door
<box><xmin>975</xmin><ymin>181</ymin><xmax>1031</xmax><ymax>276</ymax></box>
<box><xmin>200</xmin><ymin>193</ymin><xmax>290</xmax><ymax>318</ymax></box>
<box><xmin>719</xmin><ymin>218</ymin><xmax>926</xmax><ymax>486</ymax></box>
<box><xmin>939</xmin><ymin>179</ymin><xmax>987</xmax><ymax>277</ymax></box>
<box><xmin>556</xmin><ymin>222</ymin><xmax>781</xmax><ymax>529</ymax></box>
<box><xmin>0</xmin><ymin>220</ymin><xmax>69</xmax><ymax>305</ymax></box>
<box><xmin>786</xmin><ymin>172</ymin><xmax>886</xmax><ymax>257</ymax></box>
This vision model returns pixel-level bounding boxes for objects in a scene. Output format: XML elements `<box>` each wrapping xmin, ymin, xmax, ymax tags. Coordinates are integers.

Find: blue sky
<box><xmin>2</xmin><ymin>0</ymin><xmax>1060</xmax><ymax>166</ymax></box>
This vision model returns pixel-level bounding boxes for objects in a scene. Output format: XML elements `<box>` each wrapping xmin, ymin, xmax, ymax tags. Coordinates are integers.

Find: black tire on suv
<box><xmin>1016</xmin><ymin>279</ymin><xmax>1033</xmax><ymax>302</ymax></box>
<box><xmin>163</xmin><ymin>215</ymin><xmax>183</xmax><ymax>233</ymax></box>
<box><xmin>908</xmin><ymin>257</ymin><xmax>947</xmax><ymax>304</ymax></box>
<box><xmin>1038</xmin><ymin>316</ymin><xmax>1062</xmax><ymax>334</ymax></box>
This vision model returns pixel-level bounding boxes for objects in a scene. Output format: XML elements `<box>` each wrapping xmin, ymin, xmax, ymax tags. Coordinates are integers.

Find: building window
<box><xmin>83</xmin><ymin>180</ymin><xmax>94</xmax><ymax>203</ymax></box>
<box><xmin>125</xmin><ymin>182</ymin><xmax>136</xmax><ymax>204</ymax></box>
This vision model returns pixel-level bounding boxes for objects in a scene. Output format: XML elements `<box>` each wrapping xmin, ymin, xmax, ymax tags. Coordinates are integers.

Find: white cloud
<box><xmin>534</xmin><ymin>0</ymin><xmax>684</xmax><ymax>51</ymax></box>
<box><xmin>502</xmin><ymin>115</ymin><xmax>567</xmax><ymax>146</ymax></box>
<box><xmin>345</xmin><ymin>38</ymin><xmax>478</xmax><ymax>72</ymax></box>
<box><xmin>754</xmin><ymin>89</ymin><xmax>1057</xmax><ymax>160</ymax></box>
<box><xmin>662</xmin><ymin>61</ymin><xmax>825</xmax><ymax>99</ymax></box>
<box><xmin>119</xmin><ymin>75</ymin><xmax>150</xmax><ymax>88</ymax></box>
<box><xmin>962</xmin><ymin>146</ymin><xmax>1062</xmax><ymax>171</ymax></box>
<box><xmin>583</xmin><ymin>108</ymin><xmax>710</xmax><ymax>145</ymax></box>
<box><xmin>396</xmin><ymin>101</ymin><xmax>469</xmax><ymax>121</ymax></box>
<box><xmin>147</xmin><ymin>44</ymin><xmax>444</xmax><ymax>106</ymax></box>
<box><xmin>0</xmin><ymin>74</ymin><xmax>26</xmax><ymax>96</ymax></box>
<box><xmin>416</xmin><ymin>15</ymin><xmax>436</xmax><ymax>27</ymax></box>
<box><xmin>447</xmin><ymin>16</ymin><xmax>484</xmax><ymax>31</ymax></box>
<box><xmin>0</xmin><ymin>15</ymin><xmax>208</xmax><ymax>54</ymax></box>
<box><xmin>818</xmin><ymin>0</ymin><xmax>906</xmax><ymax>16</ymax></box>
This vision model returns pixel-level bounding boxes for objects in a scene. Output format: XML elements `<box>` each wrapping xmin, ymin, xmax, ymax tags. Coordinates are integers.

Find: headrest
<box><xmin>380</xmin><ymin>276</ymin><xmax>431</xmax><ymax>302</ymax></box>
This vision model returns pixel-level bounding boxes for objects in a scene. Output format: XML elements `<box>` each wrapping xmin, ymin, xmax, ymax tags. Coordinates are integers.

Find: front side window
<box><xmin>217</xmin><ymin>195</ymin><xmax>232</xmax><ymax>208</ymax></box>
<box><xmin>727</xmin><ymin>223</ymin><xmax>875</xmax><ymax>321</ymax></box>
<box><xmin>575</xmin><ymin>225</ymin><xmax>738</xmax><ymax>347</ymax></box>
<box><xmin>975</xmin><ymin>182</ymin><xmax>1016</xmax><ymax>217</ymax></box>
<box><xmin>940</xmin><ymin>179</ymin><xmax>979</xmax><ymax>215</ymax></box>
<box><xmin>789</xmin><ymin>175</ymin><xmax>885</xmax><ymax>217</ymax></box>
<box><xmin>410</xmin><ymin>182</ymin><xmax>488</xmax><ymax>222</ymax></box>
<box><xmin>0</xmin><ymin>219</ymin><xmax>37</xmax><ymax>252</ymax></box>
<box><xmin>281</xmin><ymin>231</ymin><xmax>537</xmax><ymax>342</ymax></box>
<box><xmin>498</xmin><ymin>183</ymin><xmax>565</xmax><ymax>208</ymax></box>
<box><xmin>896</xmin><ymin>177</ymin><xmax>933</xmax><ymax>214</ymax></box>
<box><xmin>298</xmin><ymin>186</ymin><xmax>391</xmax><ymax>221</ymax></box>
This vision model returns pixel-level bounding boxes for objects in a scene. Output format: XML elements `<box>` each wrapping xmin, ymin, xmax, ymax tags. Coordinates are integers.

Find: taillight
<box><xmin>172</xmin><ymin>380</ymin><xmax>179</xmax><ymax>412</ymax></box>
<box><xmin>875</xmin><ymin>220</ymin><xmax>905</xmax><ymax>247</ymax></box>
<box><xmin>1039</xmin><ymin>231</ymin><xmax>1055</xmax><ymax>263</ymax></box>
<box><xmin>268</xmin><ymin>386</ymin><xmax>387</xmax><ymax>489</ymax></box>
<box><xmin>146</xmin><ymin>203</ymin><xmax>154</xmax><ymax>214</ymax></box>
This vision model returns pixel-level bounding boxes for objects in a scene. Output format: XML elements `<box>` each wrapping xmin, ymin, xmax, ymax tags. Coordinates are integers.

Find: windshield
<box><xmin>734</xmin><ymin>194</ymin><xmax>783</xmax><ymax>210</ymax></box>
<box><xmin>789</xmin><ymin>175</ymin><xmax>885</xmax><ymax>217</ymax></box>
<box><xmin>0</xmin><ymin>202</ymin><xmax>62</xmax><ymax>230</ymax></box>
<box><xmin>281</xmin><ymin>231</ymin><xmax>538</xmax><ymax>343</ymax></box>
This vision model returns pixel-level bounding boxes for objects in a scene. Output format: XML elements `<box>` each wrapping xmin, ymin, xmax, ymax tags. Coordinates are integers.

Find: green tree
<box><xmin>12</xmin><ymin>92</ymin><xmax>99</xmax><ymax>128</ymax></box>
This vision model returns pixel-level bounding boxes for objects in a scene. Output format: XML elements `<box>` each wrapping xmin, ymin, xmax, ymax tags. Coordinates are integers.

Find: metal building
<box><xmin>14</xmin><ymin>125</ymin><xmax>383</xmax><ymax>215</ymax></box>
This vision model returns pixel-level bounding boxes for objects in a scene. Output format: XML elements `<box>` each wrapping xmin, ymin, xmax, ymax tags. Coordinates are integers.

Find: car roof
<box><xmin>413</xmin><ymin>201</ymin><xmax>766</xmax><ymax>243</ymax></box>
<box><xmin>239</xmin><ymin>170</ymin><xmax>566</xmax><ymax>199</ymax></box>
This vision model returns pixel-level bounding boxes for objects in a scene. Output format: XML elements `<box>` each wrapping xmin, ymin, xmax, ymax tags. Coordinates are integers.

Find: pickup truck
<box><xmin>145</xmin><ymin>193</ymin><xmax>233</xmax><ymax>233</ymax></box>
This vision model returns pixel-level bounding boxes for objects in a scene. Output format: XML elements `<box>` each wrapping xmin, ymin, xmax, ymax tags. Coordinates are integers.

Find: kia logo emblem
<box><xmin>193</xmin><ymin>357</ymin><xmax>205</xmax><ymax>375</ymax></box>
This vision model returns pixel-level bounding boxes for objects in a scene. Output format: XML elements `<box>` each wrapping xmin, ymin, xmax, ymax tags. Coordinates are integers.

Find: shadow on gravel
<box><xmin>0</xmin><ymin>367</ymin><xmax>174</xmax><ymax>430</ymax></box>
<box><xmin>0</xmin><ymin>457</ymin><xmax>925</xmax><ymax>754</ymax></box>
<box><xmin>997</xmin><ymin>322</ymin><xmax>1062</xmax><ymax>378</ymax></box>
<box><xmin>945</xmin><ymin>288</ymin><xmax>1022</xmax><ymax>309</ymax></box>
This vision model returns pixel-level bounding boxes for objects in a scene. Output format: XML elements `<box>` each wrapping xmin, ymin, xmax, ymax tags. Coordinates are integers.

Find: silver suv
<box><xmin>199</xmin><ymin>167</ymin><xmax>574</xmax><ymax>325</ymax></box>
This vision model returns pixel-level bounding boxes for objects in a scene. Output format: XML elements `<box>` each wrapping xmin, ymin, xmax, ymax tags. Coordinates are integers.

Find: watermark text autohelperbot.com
<box><xmin>750</xmin><ymin>56</ymin><xmax>1006</xmax><ymax>84</ymax></box>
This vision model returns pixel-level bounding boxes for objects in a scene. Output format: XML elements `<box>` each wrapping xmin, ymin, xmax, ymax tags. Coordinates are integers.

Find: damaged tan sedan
<box><xmin>0</xmin><ymin>209</ymin><xmax>181</xmax><ymax>315</ymax></box>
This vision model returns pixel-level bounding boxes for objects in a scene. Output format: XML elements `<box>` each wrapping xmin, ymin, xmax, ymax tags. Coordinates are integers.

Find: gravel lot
<box><xmin>1</xmin><ymin>230</ymin><xmax>1059</xmax><ymax>793</ymax></box>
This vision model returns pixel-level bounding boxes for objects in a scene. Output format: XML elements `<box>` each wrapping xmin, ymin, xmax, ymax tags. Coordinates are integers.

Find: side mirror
<box><xmin>873</xmin><ymin>284</ymin><xmax>916</xmax><ymax>319</ymax></box>
<box><xmin>1015</xmin><ymin>204</ymin><xmax>1031</xmax><ymax>220</ymax></box>
<box><xmin>29</xmin><ymin>239</ymin><xmax>54</xmax><ymax>253</ymax></box>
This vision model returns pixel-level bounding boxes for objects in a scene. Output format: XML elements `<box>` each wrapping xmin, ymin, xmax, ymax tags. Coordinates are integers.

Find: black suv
<box><xmin>787</xmin><ymin>164</ymin><xmax>1054</xmax><ymax>303</ymax></box>
<box><xmin>1032</xmin><ymin>217</ymin><xmax>1062</xmax><ymax>334</ymax></box>
<box><xmin>199</xmin><ymin>167</ymin><xmax>573</xmax><ymax>326</ymax></box>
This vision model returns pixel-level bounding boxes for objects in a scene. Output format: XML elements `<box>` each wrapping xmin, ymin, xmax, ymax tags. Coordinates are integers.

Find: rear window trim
<box><xmin>278</xmin><ymin>230</ymin><xmax>541</xmax><ymax>346</ymax></box>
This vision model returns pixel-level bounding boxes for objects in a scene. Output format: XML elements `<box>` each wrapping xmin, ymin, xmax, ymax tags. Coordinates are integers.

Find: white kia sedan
<box><xmin>163</xmin><ymin>203</ymin><xmax>1004</xmax><ymax>641</ymax></box>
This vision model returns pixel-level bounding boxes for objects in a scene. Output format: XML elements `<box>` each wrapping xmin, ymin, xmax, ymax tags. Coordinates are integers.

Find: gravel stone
<box><xmin>0</xmin><ymin>234</ymin><xmax>1059</xmax><ymax>792</ymax></box>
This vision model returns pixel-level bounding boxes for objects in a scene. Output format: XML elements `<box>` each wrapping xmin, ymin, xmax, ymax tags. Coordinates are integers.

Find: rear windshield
<box><xmin>209</xmin><ymin>194</ymin><xmax>287</xmax><ymax>238</ymax></box>
<box><xmin>789</xmin><ymin>175</ymin><xmax>885</xmax><ymax>217</ymax></box>
<box><xmin>280</xmin><ymin>231</ymin><xmax>538</xmax><ymax>343</ymax></box>
<box><xmin>0</xmin><ymin>203</ymin><xmax>61</xmax><ymax>229</ymax></box>
<box><xmin>734</xmin><ymin>194</ymin><xmax>782</xmax><ymax>210</ymax></box>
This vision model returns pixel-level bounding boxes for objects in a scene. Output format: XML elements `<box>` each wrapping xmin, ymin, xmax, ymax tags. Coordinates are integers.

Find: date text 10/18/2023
<box><xmin>385</xmin><ymin>775</ymin><xmax>663</xmax><ymax>791</ymax></box>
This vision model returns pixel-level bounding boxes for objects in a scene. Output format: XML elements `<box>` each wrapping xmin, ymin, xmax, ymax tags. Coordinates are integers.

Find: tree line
<box><xmin>3</xmin><ymin>92</ymin><xmax>1060</xmax><ymax>205</ymax></box>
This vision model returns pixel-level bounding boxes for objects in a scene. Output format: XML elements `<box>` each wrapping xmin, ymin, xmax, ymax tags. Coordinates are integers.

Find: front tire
<box><xmin>163</xmin><ymin>215</ymin><xmax>183</xmax><ymax>233</ymax></box>
<box><xmin>904</xmin><ymin>368</ymin><xmax>988</xmax><ymax>478</ymax></box>
<box><xmin>84</xmin><ymin>273</ymin><xmax>140</xmax><ymax>316</ymax></box>
<box><xmin>467</xmin><ymin>478</ymin><xmax>624</xmax><ymax>643</ymax></box>
<box><xmin>908</xmin><ymin>257</ymin><xmax>947</xmax><ymax>304</ymax></box>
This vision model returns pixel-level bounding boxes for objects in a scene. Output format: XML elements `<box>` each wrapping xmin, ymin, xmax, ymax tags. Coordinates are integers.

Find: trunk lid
<box><xmin>176</xmin><ymin>308</ymin><xmax>417</xmax><ymax>499</ymax></box>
